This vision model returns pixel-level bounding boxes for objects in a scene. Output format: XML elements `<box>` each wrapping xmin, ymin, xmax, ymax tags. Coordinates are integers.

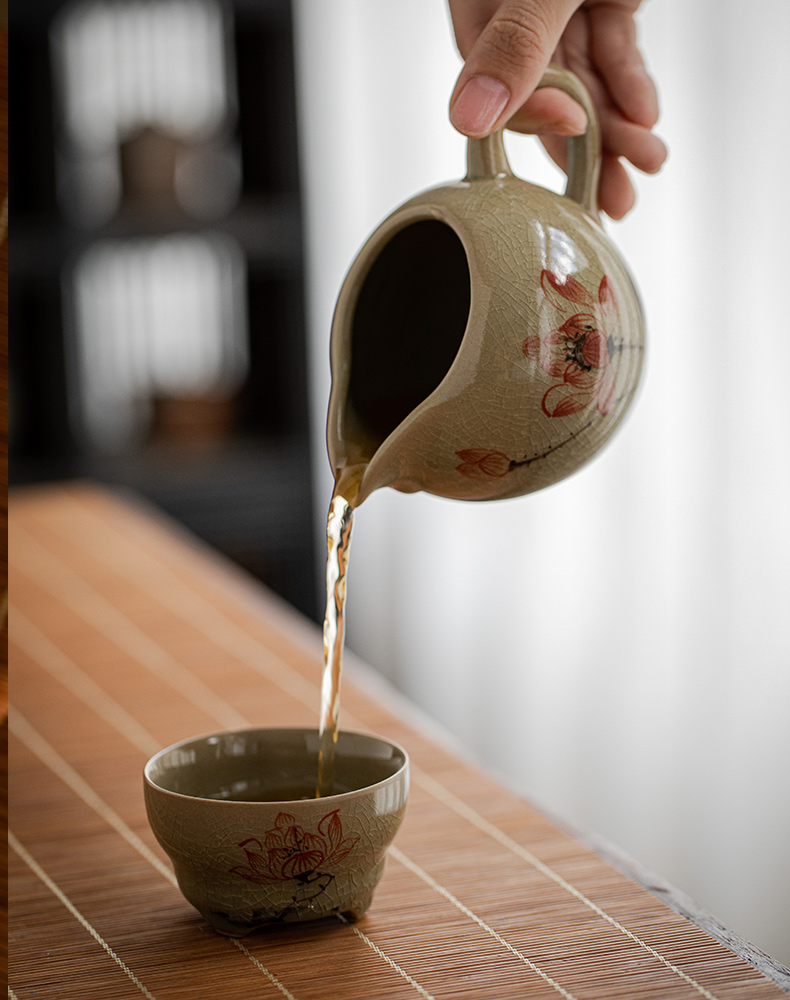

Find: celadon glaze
<box><xmin>144</xmin><ymin>728</ymin><xmax>409</xmax><ymax>936</ymax></box>
<box><xmin>328</xmin><ymin>65</ymin><xmax>645</xmax><ymax>505</ymax></box>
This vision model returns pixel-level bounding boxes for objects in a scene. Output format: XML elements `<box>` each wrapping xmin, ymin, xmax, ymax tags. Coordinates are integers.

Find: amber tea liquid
<box><xmin>316</xmin><ymin>479</ymin><xmax>357</xmax><ymax>797</ymax></box>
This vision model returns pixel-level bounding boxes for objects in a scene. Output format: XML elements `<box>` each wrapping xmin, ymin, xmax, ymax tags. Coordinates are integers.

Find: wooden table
<box><xmin>8</xmin><ymin>482</ymin><xmax>789</xmax><ymax>999</ymax></box>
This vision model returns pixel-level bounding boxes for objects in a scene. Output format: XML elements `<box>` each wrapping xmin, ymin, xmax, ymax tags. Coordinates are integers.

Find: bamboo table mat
<box><xmin>8</xmin><ymin>481</ymin><xmax>789</xmax><ymax>1000</ymax></box>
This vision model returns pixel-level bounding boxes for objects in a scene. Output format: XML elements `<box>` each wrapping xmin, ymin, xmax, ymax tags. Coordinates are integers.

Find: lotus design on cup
<box><xmin>231</xmin><ymin>809</ymin><xmax>359</xmax><ymax>888</ymax></box>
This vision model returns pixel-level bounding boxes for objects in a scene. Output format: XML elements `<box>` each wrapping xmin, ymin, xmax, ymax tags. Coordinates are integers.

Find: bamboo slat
<box><xmin>8</xmin><ymin>482</ymin><xmax>789</xmax><ymax>1000</ymax></box>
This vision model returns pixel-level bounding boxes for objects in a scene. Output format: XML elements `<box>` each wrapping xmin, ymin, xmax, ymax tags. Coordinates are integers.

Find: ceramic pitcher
<box><xmin>327</xmin><ymin>65</ymin><xmax>645</xmax><ymax>506</ymax></box>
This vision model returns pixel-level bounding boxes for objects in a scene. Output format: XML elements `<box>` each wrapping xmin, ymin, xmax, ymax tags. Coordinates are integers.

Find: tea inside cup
<box><xmin>144</xmin><ymin>727</ymin><xmax>409</xmax><ymax>936</ymax></box>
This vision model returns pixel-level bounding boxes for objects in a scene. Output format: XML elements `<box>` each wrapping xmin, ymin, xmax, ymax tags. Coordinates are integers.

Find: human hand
<box><xmin>447</xmin><ymin>0</ymin><xmax>667</xmax><ymax>219</ymax></box>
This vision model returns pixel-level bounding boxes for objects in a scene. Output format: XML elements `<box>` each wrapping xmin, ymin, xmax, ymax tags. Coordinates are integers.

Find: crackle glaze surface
<box><xmin>328</xmin><ymin>66</ymin><xmax>645</xmax><ymax>505</ymax></box>
<box><xmin>144</xmin><ymin>728</ymin><xmax>408</xmax><ymax>936</ymax></box>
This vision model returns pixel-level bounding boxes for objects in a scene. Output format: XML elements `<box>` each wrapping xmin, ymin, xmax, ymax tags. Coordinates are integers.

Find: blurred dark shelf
<box><xmin>10</xmin><ymin>199</ymin><xmax>303</xmax><ymax>282</ymax></box>
<box><xmin>103</xmin><ymin>438</ymin><xmax>318</xmax><ymax>621</ymax></box>
<box><xmin>10</xmin><ymin>0</ymin><xmax>319</xmax><ymax>622</ymax></box>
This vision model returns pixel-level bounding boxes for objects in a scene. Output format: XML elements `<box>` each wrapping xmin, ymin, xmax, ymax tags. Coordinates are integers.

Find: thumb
<box><xmin>449</xmin><ymin>0</ymin><xmax>579</xmax><ymax>137</ymax></box>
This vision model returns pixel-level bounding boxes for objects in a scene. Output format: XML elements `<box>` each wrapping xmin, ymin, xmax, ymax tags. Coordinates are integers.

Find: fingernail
<box><xmin>450</xmin><ymin>75</ymin><xmax>510</xmax><ymax>136</ymax></box>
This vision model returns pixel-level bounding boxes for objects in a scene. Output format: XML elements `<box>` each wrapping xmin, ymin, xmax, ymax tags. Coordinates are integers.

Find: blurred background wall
<box><xmin>10</xmin><ymin>0</ymin><xmax>789</xmax><ymax>967</ymax></box>
<box><xmin>294</xmin><ymin>0</ymin><xmax>790</xmax><ymax>966</ymax></box>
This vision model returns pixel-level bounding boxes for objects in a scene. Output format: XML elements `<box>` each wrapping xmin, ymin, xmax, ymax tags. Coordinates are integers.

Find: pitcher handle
<box><xmin>465</xmin><ymin>64</ymin><xmax>601</xmax><ymax>217</ymax></box>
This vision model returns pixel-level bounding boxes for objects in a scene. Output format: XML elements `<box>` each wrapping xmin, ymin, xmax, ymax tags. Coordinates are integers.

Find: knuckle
<box><xmin>483</xmin><ymin>8</ymin><xmax>550</xmax><ymax>72</ymax></box>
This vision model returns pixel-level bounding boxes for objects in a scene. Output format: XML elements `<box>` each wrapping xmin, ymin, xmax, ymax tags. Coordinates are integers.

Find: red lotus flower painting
<box><xmin>523</xmin><ymin>270</ymin><xmax>619</xmax><ymax>418</ymax></box>
<box><xmin>454</xmin><ymin>269</ymin><xmax>625</xmax><ymax>483</ymax></box>
<box><xmin>455</xmin><ymin>449</ymin><xmax>512</xmax><ymax>480</ymax></box>
<box><xmin>231</xmin><ymin>810</ymin><xmax>359</xmax><ymax>886</ymax></box>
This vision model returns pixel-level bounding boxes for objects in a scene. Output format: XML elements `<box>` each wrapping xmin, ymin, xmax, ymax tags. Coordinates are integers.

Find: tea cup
<box><xmin>143</xmin><ymin>727</ymin><xmax>409</xmax><ymax>936</ymax></box>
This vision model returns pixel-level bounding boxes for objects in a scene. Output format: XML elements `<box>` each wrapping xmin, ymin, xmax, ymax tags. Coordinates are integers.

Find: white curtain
<box><xmin>294</xmin><ymin>0</ymin><xmax>790</xmax><ymax>963</ymax></box>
